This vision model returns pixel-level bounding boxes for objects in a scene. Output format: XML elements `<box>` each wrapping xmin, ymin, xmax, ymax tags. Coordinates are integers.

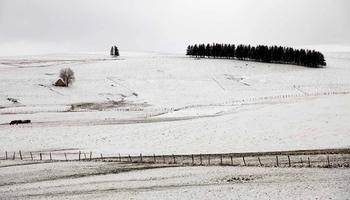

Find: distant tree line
<box><xmin>110</xmin><ymin>46</ymin><xmax>119</xmax><ymax>56</ymax></box>
<box><xmin>186</xmin><ymin>44</ymin><xmax>326</xmax><ymax>67</ymax></box>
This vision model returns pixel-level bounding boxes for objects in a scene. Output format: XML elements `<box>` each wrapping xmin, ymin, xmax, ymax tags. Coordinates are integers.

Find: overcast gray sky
<box><xmin>0</xmin><ymin>0</ymin><xmax>349</xmax><ymax>55</ymax></box>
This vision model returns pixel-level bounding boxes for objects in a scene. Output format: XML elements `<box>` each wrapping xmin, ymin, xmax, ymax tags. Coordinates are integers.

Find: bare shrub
<box><xmin>59</xmin><ymin>68</ymin><xmax>75</xmax><ymax>87</ymax></box>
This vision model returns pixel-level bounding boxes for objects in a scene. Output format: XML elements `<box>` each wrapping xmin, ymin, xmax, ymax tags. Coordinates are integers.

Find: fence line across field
<box><xmin>1</xmin><ymin>148</ymin><xmax>350</xmax><ymax>168</ymax></box>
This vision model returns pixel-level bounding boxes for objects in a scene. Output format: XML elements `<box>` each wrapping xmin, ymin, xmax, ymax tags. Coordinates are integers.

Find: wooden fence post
<box><xmin>78</xmin><ymin>151</ymin><xmax>81</xmax><ymax>161</ymax></box>
<box><xmin>140</xmin><ymin>153</ymin><xmax>143</xmax><ymax>162</ymax></box>
<box><xmin>300</xmin><ymin>157</ymin><xmax>303</xmax><ymax>166</ymax></box>
<box><xmin>84</xmin><ymin>153</ymin><xmax>87</xmax><ymax>160</ymax></box>
<box><xmin>327</xmin><ymin>156</ymin><xmax>330</xmax><ymax>167</ymax></box>
<box><xmin>200</xmin><ymin>154</ymin><xmax>202</xmax><ymax>165</ymax></box>
<box><xmin>220</xmin><ymin>155</ymin><xmax>223</xmax><ymax>165</ymax></box>
<box><xmin>5</xmin><ymin>151</ymin><xmax>7</xmax><ymax>160</ymax></box>
<box><xmin>288</xmin><ymin>155</ymin><xmax>291</xmax><ymax>167</ymax></box>
<box><xmin>30</xmin><ymin>152</ymin><xmax>33</xmax><ymax>160</ymax></box>
<box><xmin>12</xmin><ymin>152</ymin><xmax>15</xmax><ymax>160</ymax></box>
<box><xmin>208</xmin><ymin>154</ymin><xmax>211</xmax><ymax>165</ymax></box>
<box><xmin>101</xmin><ymin>153</ymin><xmax>103</xmax><ymax>160</ymax></box>
<box><xmin>39</xmin><ymin>153</ymin><xmax>42</xmax><ymax>161</ymax></box>
<box><xmin>191</xmin><ymin>154</ymin><xmax>194</xmax><ymax>165</ymax></box>
<box><xmin>230</xmin><ymin>156</ymin><xmax>233</xmax><ymax>166</ymax></box>
<box><xmin>119</xmin><ymin>153</ymin><xmax>121</xmax><ymax>162</ymax></box>
<box><xmin>276</xmin><ymin>156</ymin><xmax>279</xmax><ymax>167</ymax></box>
<box><xmin>64</xmin><ymin>153</ymin><xmax>67</xmax><ymax>161</ymax></box>
<box><xmin>19</xmin><ymin>150</ymin><xmax>22</xmax><ymax>160</ymax></box>
<box><xmin>243</xmin><ymin>156</ymin><xmax>246</xmax><ymax>166</ymax></box>
<box><xmin>258</xmin><ymin>157</ymin><xmax>262</xmax><ymax>166</ymax></box>
<box><xmin>50</xmin><ymin>152</ymin><xmax>52</xmax><ymax>161</ymax></box>
<box><xmin>128</xmin><ymin>155</ymin><xmax>132</xmax><ymax>162</ymax></box>
<box><xmin>163</xmin><ymin>155</ymin><xmax>165</xmax><ymax>164</ymax></box>
<box><xmin>153</xmin><ymin>154</ymin><xmax>156</xmax><ymax>163</ymax></box>
<box><xmin>90</xmin><ymin>152</ymin><xmax>92</xmax><ymax>161</ymax></box>
<box><xmin>173</xmin><ymin>154</ymin><xmax>176</xmax><ymax>164</ymax></box>
<box><xmin>308</xmin><ymin>157</ymin><xmax>311</xmax><ymax>167</ymax></box>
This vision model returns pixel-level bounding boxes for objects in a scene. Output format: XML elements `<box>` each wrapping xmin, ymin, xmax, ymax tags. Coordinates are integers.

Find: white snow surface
<box><xmin>0</xmin><ymin>52</ymin><xmax>350</xmax><ymax>155</ymax></box>
<box><xmin>0</xmin><ymin>161</ymin><xmax>349</xmax><ymax>200</ymax></box>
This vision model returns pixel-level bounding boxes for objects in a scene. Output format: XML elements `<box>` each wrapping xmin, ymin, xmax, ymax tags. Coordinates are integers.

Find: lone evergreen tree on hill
<box><xmin>110</xmin><ymin>45</ymin><xmax>119</xmax><ymax>56</ymax></box>
<box><xmin>114</xmin><ymin>46</ymin><xmax>119</xmax><ymax>56</ymax></box>
<box><xmin>110</xmin><ymin>46</ymin><xmax>114</xmax><ymax>56</ymax></box>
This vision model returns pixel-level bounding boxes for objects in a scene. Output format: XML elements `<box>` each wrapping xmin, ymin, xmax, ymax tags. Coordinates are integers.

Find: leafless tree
<box><xmin>59</xmin><ymin>68</ymin><xmax>75</xmax><ymax>87</ymax></box>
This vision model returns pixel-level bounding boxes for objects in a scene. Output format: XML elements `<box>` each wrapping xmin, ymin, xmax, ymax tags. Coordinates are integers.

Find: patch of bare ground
<box><xmin>69</xmin><ymin>100</ymin><xmax>150</xmax><ymax>112</ymax></box>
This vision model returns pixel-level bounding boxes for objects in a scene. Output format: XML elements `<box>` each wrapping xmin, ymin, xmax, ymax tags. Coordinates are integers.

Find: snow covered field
<box><xmin>0</xmin><ymin>52</ymin><xmax>350</xmax><ymax>155</ymax></box>
<box><xmin>0</xmin><ymin>161</ymin><xmax>349</xmax><ymax>200</ymax></box>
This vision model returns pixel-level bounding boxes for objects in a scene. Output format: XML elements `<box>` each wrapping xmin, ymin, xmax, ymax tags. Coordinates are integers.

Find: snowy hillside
<box><xmin>0</xmin><ymin>52</ymin><xmax>349</xmax><ymax>155</ymax></box>
<box><xmin>1</xmin><ymin>163</ymin><xmax>349</xmax><ymax>199</ymax></box>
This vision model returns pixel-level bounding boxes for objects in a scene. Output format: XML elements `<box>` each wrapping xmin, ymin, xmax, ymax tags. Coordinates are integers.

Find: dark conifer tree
<box><xmin>193</xmin><ymin>45</ymin><xmax>199</xmax><ymax>57</ymax></box>
<box><xmin>110</xmin><ymin>45</ymin><xmax>120</xmax><ymax>56</ymax></box>
<box><xmin>198</xmin><ymin>44</ymin><xmax>205</xmax><ymax>58</ymax></box>
<box><xmin>205</xmin><ymin>44</ymin><xmax>211</xmax><ymax>58</ymax></box>
<box><xmin>114</xmin><ymin>46</ymin><xmax>119</xmax><ymax>56</ymax></box>
<box><xmin>186</xmin><ymin>43</ymin><xmax>326</xmax><ymax>67</ymax></box>
<box><xmin>186</xmin><ymin>45</ymin><xmax>192</xmax><ymax>55</ymax></box>
<box><xmin>110</xmin><ymin>46</ymin><xmax>114</xmax><ymax>56</ymax></box>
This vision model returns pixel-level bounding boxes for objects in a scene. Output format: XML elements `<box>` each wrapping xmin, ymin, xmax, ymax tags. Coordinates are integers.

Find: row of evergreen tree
<box><xmin>186</xmin><ymin>44</ymin><xmax>326</xmax><ymax>67</ymax></box>
<box><xmin>110</xmin><ymin>46</ymin><xmax>119</xmax><ymax>56</ymax></box>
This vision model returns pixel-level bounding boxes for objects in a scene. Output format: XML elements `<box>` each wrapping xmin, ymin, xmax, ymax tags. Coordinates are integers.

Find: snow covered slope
<box><xmin>1</xmin><ymin>163</ymin><xmax>349</xmax><ymax>200</ymax></box>
<box><xmin>0</xmin><ymin>52</ymin><xmax>349</xmax><ymax>154</ymax></box>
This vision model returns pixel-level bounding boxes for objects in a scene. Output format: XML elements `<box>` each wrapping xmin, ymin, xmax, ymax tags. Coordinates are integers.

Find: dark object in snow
<box><xmin>54</xmin><ymin>79</ymin><xmax>67</xmax><ymax>87</ymax></box>
<box><xmin>59</xmin><ymin>68</ymin><xmax>75</xmax><ymax>87</ymax></box>
<box><xmin>110</xmin><ymin>46</ymin><xmax>119</xmax><ymax>56</ymax></box>
<box><xmin>186</xmin><ymin>43</ymin><xmax>326</xmax><ymax>68</ymax></box>
<box><xmin>10</xmin><ymin>120</ymin><xmax>31</xmax><ymax>125</ymax></box>
<box><xmin>7</xmin><ymin>97</ymin><xmax>18</xmax><ymax>103</ymax></box>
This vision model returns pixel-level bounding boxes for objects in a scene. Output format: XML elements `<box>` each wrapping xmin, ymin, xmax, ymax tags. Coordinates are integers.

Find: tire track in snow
<box><xmin>212</xmin><ymin>77</ymin><xmax>225</xmax><ymax>91</ymax></box>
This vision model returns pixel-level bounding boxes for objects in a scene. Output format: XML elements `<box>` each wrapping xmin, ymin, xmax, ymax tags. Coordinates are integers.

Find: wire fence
<box><xmin>1</xmin><ymin>148</ymin><xmax>350</xmax><ymax>168</ymax></box>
